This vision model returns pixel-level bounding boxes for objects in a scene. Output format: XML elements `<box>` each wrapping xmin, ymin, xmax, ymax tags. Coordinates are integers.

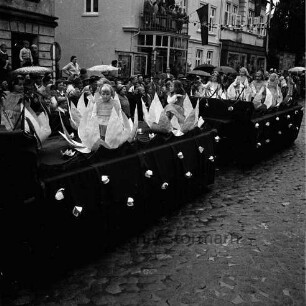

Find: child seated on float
<box><xmin>250</xmin><ymin>71</ymin><xmax>272</xmax><ymax>110</ymax></box>
<box><xmin>93</xmin><ymin>84</ymin><xmax>120</xmax><ymax>138</ymax></box>
<box><xmin>227</xmin><ymin>67</ymin><xmax>251</xmax><ymax>101</ymax></box>
<box><xmin>164</xmin><ymin>80</ymin><xmax>186</xmax><ymax>125</ymax></box>
<box><xmin>267</xmin><ymin>73</ymin><xmax>283</xmax><ymax>107</ymax></box>
<box><xmin>203</xmin><ymin>71</ymin><xmax>223</xmax><ymax>98</ymax></box>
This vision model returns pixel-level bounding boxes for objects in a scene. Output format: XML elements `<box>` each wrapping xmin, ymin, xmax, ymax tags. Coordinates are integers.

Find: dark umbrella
<box><xmin>194</xmin><ymin>64</ymin><xmax>216</xmax><ymax>73</ymax></box>
<box><xmin>214</xmin><ymin>66</ymin><xmax>237</xmax><ymax>74</ymax></box>
<box><xmin>187</xmin><ymin>70</ymin><xmax>211</xmax><ymax>77</ymax></box>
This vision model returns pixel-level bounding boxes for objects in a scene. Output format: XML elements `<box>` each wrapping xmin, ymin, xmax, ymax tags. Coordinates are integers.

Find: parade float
<box><xmin>0</xmin><ymin>85</ymin><xmax>217</xmax><ymax>281</ymax></box>
<box><xmin>189</xmin><ymin>97</ymin><xmax>303</xmax><ymax>165</ymax></box>
<box><xmin>0</xmin><ymin>70</ymin><xmax>303</xmax><ymax>282</ymax></box>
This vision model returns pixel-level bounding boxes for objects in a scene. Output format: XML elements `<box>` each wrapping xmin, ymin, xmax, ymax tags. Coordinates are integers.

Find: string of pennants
<box><xmin>188</xmin><ymin>19</ymin><xmax>268</xmax><ymax>31</ymax></box>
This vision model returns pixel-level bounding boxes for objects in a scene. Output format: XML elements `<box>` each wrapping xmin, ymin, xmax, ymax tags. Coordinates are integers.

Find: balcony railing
<box><xmin>140</xmin><ymin>13</ymin><xmax>188</xmax><ymax>35</ymax></box>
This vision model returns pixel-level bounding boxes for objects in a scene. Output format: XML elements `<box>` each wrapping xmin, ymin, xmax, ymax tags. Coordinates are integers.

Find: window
<box><xmin>206</xmin><ymin>51</ymin><xmax>213</xmax><ymax>64</ymax></box>
<box><xmin>195</xmin><ymin>49</ymin><xmax>203</xmax><ymax>67</ymax></box>
<box><xmin>84</xmin><ymin>0</ymin><xmax>98</xmax><ymax>14</ymax></box>
<box><xmin>240</xmin><ymin>54</ymin><xmax>246</xmax><ymax>67</ymax></box>
<box><xmin>177</xmin><ymin>0</ymin><xmax>187</xmax><ymax>13</ymax></box>
<box><xmin>156</xmin><ymin>35</ymin><xmax>162</xmax><ymax>46</ymax></box>
<box><xmin>224</xmin><ymin>3</ymin><xmax>231</xmax><ymax>25</ymax></box>
<box><xmin>118</xmin><ymin>54</ymin><xmax>132</xmax><ymax>78</ymax></box>
<box><xmin>248</xmin><ymin>10</ymin><xmax>255</xmax><ymax>18</ymax></box>
<box><xmin>228</xmin><ymin>52</ymin><xmax>240</xmax><ymax>70</ymax></box>
<box><xmin>209</xmin><ymin>7</ymin><xmax>216</xmax><ymax>33</ymax></box>
<box><xmin>231</xmin><ymin>5</ymin><xmax>238</xmax><ymax>26</ymax></box>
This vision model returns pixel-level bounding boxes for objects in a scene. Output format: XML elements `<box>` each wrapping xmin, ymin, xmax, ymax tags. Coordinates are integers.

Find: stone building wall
<box><xmin>0</xmin><ymin>0</ymin><xmax>57</xmax><ymax>69</ymax></box>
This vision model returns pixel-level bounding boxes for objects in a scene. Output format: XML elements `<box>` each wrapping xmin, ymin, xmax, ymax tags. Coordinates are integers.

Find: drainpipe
<box><xmin>218</xmin><ymin>0</ymin><xmax>224</xmax><ymax>66</ymax></box>
<box><xmin>130</xmin><ymin>29</ymin><xmax>140</xmax><ymax>52</ymax></box>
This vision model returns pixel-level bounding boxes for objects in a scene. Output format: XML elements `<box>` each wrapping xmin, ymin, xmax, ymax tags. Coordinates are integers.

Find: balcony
<box><xmin>140</xmin><ymin>13</ymin><xmax>188</xmax><ymax>35</ymax></box>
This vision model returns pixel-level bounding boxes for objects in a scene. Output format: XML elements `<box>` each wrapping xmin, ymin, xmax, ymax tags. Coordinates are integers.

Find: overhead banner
<box><xmin>196</xmin><ymin>4</ymin><xmax>209</xmax><ymax>45</ymax></box>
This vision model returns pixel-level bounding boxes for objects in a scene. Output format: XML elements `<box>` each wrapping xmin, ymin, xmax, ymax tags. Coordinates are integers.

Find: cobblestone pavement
<box><xmin>3</xmin><ymin>108</ymin><xmax>305</xmax><ymax>306</ymax></box>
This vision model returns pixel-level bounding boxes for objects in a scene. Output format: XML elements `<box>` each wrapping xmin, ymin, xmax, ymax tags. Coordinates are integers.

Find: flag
<box><xmin>196</xmin><ymin>4</ymin><xmax>209</xmax><ymax>45</ymax></box>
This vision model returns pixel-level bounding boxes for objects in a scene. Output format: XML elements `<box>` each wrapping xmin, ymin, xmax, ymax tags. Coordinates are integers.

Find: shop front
<box><xmin>220</xmin><ymin>40</ymin><xmax>266</xmax><ymax>74</ymax></box>
<box><xmin>136</xmin><ymin>32</ymin><xmax>189</xmax><ymax>77</ymax></box>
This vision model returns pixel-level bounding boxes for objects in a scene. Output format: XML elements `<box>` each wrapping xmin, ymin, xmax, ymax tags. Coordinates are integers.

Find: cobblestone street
<box><xmin>3</xmin><ymin>105</ymin><xmax>305</xmax><ymax>306</ymax></box>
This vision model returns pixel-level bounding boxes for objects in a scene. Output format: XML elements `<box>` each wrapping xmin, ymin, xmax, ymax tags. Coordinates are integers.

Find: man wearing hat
<box><xmin>83</xmin><ymin>75</ymin><xmax>99</xmax><ymax>101</ymax></box>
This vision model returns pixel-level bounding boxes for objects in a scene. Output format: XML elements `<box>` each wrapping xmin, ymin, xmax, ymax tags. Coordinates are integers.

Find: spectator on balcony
<box><xmin>176</xmin><ymin>7</ymin><xmax>187</xmax><ymax>33</ymax></box>
<box><xmin>144</xmin><ymin>0</ymin><xmax>154</xmax><ymax>14</ymax></box>
<box><xmin>19</xmin><ymin>40</ymin><xmax>33</xmax><ymax>67</ymax></box>
<box><xmin>153</xmin><ymin>0</ymin><xmax>159</xmax><ymax>15</ymax></box>
<box><xmin>0</xmin><ymin>43</ymin><xmax>10</xmax><ymax>82</ymax></box>
<box><xmin>159</xmin><ymin>2</ymin><xmax>166</xmax><ymax>15</ymax></box>
<box><xmin>166</xmin><ymin>0</ymin><xmax>175</xmax><ymax>8</ymax></box>
<box><xmin>31</xmin><ymin>44</ymin><xmax>39</xmax><ymax>66</ymax></box>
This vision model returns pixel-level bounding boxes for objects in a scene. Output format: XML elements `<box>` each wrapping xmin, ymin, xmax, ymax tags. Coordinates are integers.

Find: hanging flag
<box><xmin>196</xmin><ymin>4</ymin><xmax>209</xmax><ymax>45</ymax></box>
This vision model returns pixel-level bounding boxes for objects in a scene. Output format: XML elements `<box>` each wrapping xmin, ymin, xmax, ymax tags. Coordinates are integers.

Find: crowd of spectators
<box><xmin>0</xmin><ymin>48</ymin><xmax>304</xmax><ymax>135</ymax></box>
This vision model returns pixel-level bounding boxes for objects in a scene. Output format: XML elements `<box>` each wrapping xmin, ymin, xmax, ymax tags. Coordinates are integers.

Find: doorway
<box><xmin>11</xmin><ymin>32</ymin><xmax>38</xmax><ymax>70</ymax></box>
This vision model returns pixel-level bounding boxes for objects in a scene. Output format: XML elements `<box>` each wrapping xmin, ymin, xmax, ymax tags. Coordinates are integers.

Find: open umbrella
<box><xmin>193</xmin><ymin>64</ymin><xmax>216</xmax><ymax>73</ymax></box>
<box><xmin>187</xmin><ymin>70</ymin><xmax>211</xmax><ymax>77</ymax></box>
<box><xmin>13</xmin><ymin>66</ymin><xmax>52</xmax><ymax>75</ymax></box>
<box><xmin>288</xmin><ymin>67</ymin><xmax>305</xmax><ymax>73</ymax></box>
<box><xmin>87</xmin><ymin>65</ymin><xmax>119</xmax><ymax>73</ymax></box>
<box><xmin>214</xmin><ymin>66</ymin><xmax>237</xmax><ymax>74</ymax></box>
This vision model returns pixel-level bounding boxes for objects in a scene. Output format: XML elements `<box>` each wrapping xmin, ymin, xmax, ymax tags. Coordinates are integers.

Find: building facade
<box><xmin>54</xmin><ymin>0</ymin><xmax>267</xmax><ymax>77</ymax></box>
<box><xmin>55</xmin><ymin>0</ymin><xmax>190</xmax><ymax>78</ymax></box>
<box><xmin>0</xmin><ymin>0</ymin><xmax>58</xmax><ymax>70</ymax></box>
<box><xmin>187</xmin><ymin>0</ymin><xmax>222</xmax><ymax>70</ymax></box>
<box><xmin>219</xmin><ymin>0</ymin><xmax>267</xmax><ymax>73</ymax></box>
<box><xmin>187</xmin><ymin>0</ymin><xmax>267</xmax><ymax>73</ymax></box>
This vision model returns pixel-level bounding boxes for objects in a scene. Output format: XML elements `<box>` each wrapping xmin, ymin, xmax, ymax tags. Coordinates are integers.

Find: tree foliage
<box><xmin>268</xmin><ymin>0</ymin><xmax>305</xmax><ymax>64</ymax></box>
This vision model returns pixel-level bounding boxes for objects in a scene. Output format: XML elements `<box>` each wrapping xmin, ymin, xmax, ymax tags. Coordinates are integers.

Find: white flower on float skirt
<box><xmin>72</xmin><ymin>206</ymin><xmax>83</xmax><ymax>217</ymax></box>
<box><xmin>55</xmin><ymin>188</ymin><xmax>65</xmax><ymax>201</ymax></box>
<box><xmin>177</xmin><ymin>152</ymin><xmax>184</xmax><ymax>159</ymax></box>
<box><xmin>127</xmin><ymin>197</ymin><xmax>134</xmax><ymax>207</ymax></box>
<box><xmin>101</xmin><ymin>175</ymin><xmax>110</xmax><ymax>184</ymax></box>
<box><xmin>145</xmin><ymin>170</ymin><xmax>153</xmax><ymax>178</ymax></box>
